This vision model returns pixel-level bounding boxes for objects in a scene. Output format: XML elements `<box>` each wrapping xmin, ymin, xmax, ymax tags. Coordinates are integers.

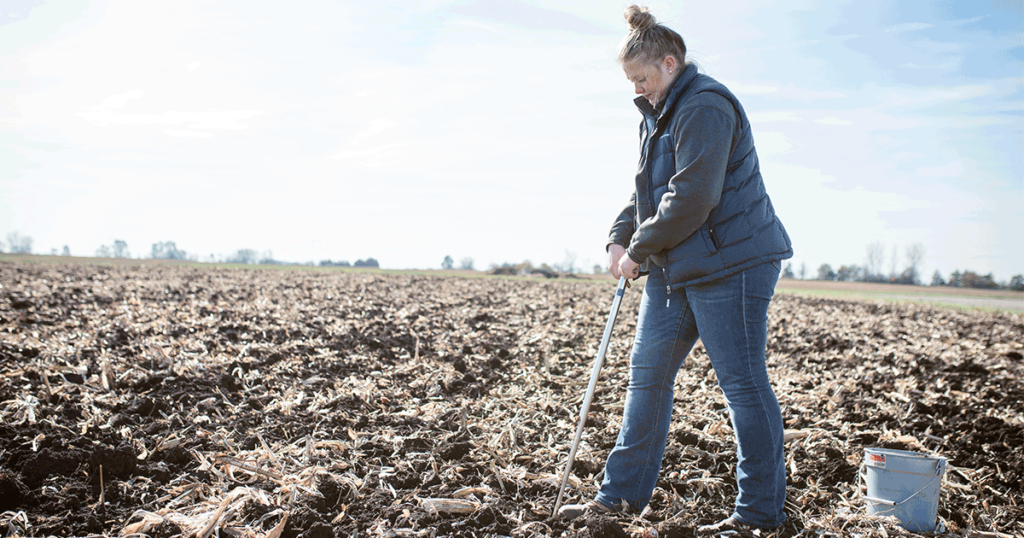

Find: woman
<box><xmin>557</xmin><ymin>5</ymin><xmax>793</xmax><ymax>534</ymax></box>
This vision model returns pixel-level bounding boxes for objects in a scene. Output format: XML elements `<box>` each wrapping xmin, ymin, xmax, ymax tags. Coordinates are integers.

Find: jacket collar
<box><xmin>633</xmin><ymin>62</ymin><xmax>699</xmax><ymax>121</ymax></box>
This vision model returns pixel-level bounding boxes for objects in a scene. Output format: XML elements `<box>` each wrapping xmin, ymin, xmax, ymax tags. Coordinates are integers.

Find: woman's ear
<box><xmin>662</xmin><ymin>54</ymin><xmax>678</xmax><ymax>74</ymax></box>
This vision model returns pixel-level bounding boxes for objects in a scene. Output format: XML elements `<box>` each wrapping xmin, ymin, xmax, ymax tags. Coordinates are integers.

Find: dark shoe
<box><xmin>697</xmin><ymin>516</ymin><xmax>777</xmax><ymax>535</ymax></box>
<box><xmin>556</xmin><ymin>500</ymin><xmax>613</xmax><ymax>520</ymax></box>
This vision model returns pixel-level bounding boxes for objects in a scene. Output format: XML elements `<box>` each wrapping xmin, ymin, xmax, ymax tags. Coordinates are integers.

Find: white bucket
<box><xmin>861</xmin><ymin>448</ymin><xmax>947</xmax><ymax>532</ymax></box>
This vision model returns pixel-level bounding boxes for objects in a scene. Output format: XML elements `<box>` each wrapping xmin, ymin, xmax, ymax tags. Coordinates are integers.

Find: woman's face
<box><xmin>623</xmin><ymin>55</ymin><xmax>678</xmax><ymax>105</ymax></box>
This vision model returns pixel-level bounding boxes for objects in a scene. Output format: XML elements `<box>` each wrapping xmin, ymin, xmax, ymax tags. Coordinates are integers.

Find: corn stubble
<box><xmin>0</xmin><ymin>263</ymin><xmax>1020</xmax><ymax>537</ymax></box>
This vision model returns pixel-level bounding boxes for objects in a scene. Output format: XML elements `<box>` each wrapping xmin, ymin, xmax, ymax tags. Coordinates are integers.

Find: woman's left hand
<box><xmin>617</xmin><ymin>255</ymin><xmax>640</xmax><ymax>279</ymax></box>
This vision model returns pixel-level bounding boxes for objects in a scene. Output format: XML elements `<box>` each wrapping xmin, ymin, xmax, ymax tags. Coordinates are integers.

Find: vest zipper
<box><xmin>708</xmin><ymin>227</ymin><xmax>721</xmax><ymax>251</ymax></box>
<box><xmin>644</xmin><ymin>115</ymin><xmax>659</xmax><ymax>219</ymax></box>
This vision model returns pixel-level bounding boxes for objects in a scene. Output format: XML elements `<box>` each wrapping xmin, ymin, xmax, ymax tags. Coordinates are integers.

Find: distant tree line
<box><xmin>932</xmin><ymin>270</ymin><xmax>1021</xmax><ymax>291</ymax></box>
<box><xmin>0</xmin><ymin>232</ymin><xmax>382</xmax><ymax>268</ymax></box>
<box><xmin>2</xmin><ymin>231</ymin><xmax>33</xmax><ymax>254</ymax></box>
<box><xmin>95</xmin><ymin>239</ymin><xmax>383</xmax><ymax>267</ymax></box>
<box><xmin>448</xmin><ymin>249</ymin><xmax>581</xmax><ymax>276</ymax></box>
<box><xmin>442</xmin><ymin>255</ymin><xmax>476</xmax><ymax>271</ymax></box>
<box><xmin>781</xmin><ymin>241</ymin><xmax>1022</xmax><ymax>291</ymax></box>
<box><xmin>151</xmin><ymin>241</ymin><xmax>190</xmax><ymax>260</ymax></box>
<box><xmin>2</xmin><ymin>230</ymin><xmax>1018</xmax><ymax>289</ymax></box>
<box><xmin>319</xmin><ymin>258</ymin><xmax>379</xmax><ymax>268</ymax></box>
<box><xmin>96</xmin><ymin>239</ymin><xmax>131</xmax><ymax>258</ymax></box>
<box><xmin>487</xmin><ymin>260</ymin><xmax>562</xmax><ymax>278</ymax></box>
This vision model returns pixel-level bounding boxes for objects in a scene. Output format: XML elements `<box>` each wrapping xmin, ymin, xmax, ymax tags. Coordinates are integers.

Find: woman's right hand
<box><xmin>608</xmin><ymin>244</ymin><xmax>627</xmax><ymax>278</ymax></box>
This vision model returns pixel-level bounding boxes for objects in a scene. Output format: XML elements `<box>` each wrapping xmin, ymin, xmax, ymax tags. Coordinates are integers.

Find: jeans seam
<box><xmin>629</xmin><ymin>294</ymin><xmax>688</xmax><ymax>506</ymax></box>
<box><xmin>737</xmin><ymin>267</ymin><xmax>781</xmax><ymax>524</ymax></box>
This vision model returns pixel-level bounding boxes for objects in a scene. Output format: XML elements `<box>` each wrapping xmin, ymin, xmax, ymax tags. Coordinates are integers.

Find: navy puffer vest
<box><xmin>634</xmin><ymin>64</ymin><xmax>792</xmax><ymax>287</ymax></box>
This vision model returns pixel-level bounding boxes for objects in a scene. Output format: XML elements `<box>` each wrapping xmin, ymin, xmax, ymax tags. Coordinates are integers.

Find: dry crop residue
<box><xmin>0</xmin><ymin>262</ymin><xmax>1021</xmax><ymax>537</ymax></box>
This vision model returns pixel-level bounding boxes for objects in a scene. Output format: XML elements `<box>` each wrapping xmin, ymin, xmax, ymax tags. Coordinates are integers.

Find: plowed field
<box><xmin>0</xmin><ymin>262</ymin><xmax>1021</xmax><ymax>537</ymax></box>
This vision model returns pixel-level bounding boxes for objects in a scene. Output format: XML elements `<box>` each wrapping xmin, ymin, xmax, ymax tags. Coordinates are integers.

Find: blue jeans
<box><xmin>595</xmin><ymin>262</ymin><xmax>786</xmax><ymax>528</ymax></box>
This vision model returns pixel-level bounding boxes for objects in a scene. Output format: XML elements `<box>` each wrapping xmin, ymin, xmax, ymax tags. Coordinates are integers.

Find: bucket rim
<box><xmin>864</xmin><ymin>447</ymin><xmax>947</xmax><ymax>462</ymax></box>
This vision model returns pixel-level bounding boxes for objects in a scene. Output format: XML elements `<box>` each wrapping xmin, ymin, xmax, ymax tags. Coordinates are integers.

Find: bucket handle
<box><xmin>859</xmin><ymin>459</ymin><xmax>944</xmax><ymax>508</ymax></box>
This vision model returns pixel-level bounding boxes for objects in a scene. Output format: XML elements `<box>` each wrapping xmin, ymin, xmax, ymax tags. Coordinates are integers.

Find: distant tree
<box><xmin>6</xmin><ymin>231</ymin><xmax>33</xmax><ymax>254</ymax></box>
<box><xmin>862</xmin><ymin>271</ymin><xmax>889</xmax><ymax>283</ymax></box>
<box><xmin>893</xmin><ymin>268</ymin><xmax>916</xmax><ymax>285</ymax></box>
<box><xmin>258</xmin><ymin>250</ymin><xmax>278</xmax><ymax>264</ymax></box>
<box><xmin>930</xmin><ymin>270</ymin><xmax>946</xmax><ymax>287</ymax></box>
<box><xmin>593</xmin><ymin>263</ymin><xmax>604</xmax><ymax>275</ymax></box>
<box><xmin>1010</xmin><ymin>275</ymin><xmax>1024</xmax><ymax>292</ymax></box>
<box><xmin>865</xmin><ymin>241</ymin><xmax>884</xmax><ymax>280</ymax></box>
<box><xmin>948</xmin><ymin>270</ymin><xmax>963</xmax><ymax>288</ymax></box>
<box><xmin>442</xmin><ymin>255</ymin><xmax>454</xmax><ymax>270</ymax></box>
<box><xmin>151</xmin><ymin>241</ymin><xmax>188</xmax><ymax>260</ymax></box>
<box><xmin>319</xmin><ymin>259</ymin><xmax>351</xmax><ymax>267</ymax></box>
<box><xmin>975</xmin><ymin>272</ymin><xmax>998</xmax><ymax>289</ymax></box>
<box><xmin>962</xmin><ymin>271</ymin><xmax>998</xmax><ymax>289</ymax></box>
<box><xmin>95</xmin><ymin>245</ymin><xmax>112</xmax><ymax>257</ymax></box>
<box><xmin>459</xmin><ymin>257</ymin><xmax>474</xmax><ymax>271</ymax></box>
<box><xmin>62</xmin><ymin>245</ymin><xmax>71</xmax><ymax>256</ymax></box>
<box><xmin>555</xmin><ymin>250</ymin><xmax>578</xmax><ymax>274</ymax></box>
<box><xmin>799</xmin><ymin>262</ymin><xmax>807</xmax><ymax>280</ymax></box>
<box><xmin>781</xmin><ymin>262</ymin><xmax>795</xmax><ymax>279</ymax></box>
<box><xmin>491</xmin><ymin>261</ymin><xmax>545</xmax><ymax>276</ymax></box>
<box><xmin>816</xmin><ymin>263</ymin><xmax>836</xmax><ymax>281</ymax></box>
<box><xmin>889</xmin><ymin>244</ymin><xmax>899</xmax><ymax>280</ymax></box>
<box><xmin>226</xmin><ymin>249</ymin><xmax>258</xmax><ymax>264</ymax></box>
<box><xmin>113</xmin><ymin>240</ymin><xmax>130</xmax><ymax>258</ymax></box>
<box><xmin>836</xmin><ymin>264</ymin><xmax>862</xmax><ymax>282</ymax></box>
<box><xmin>903</xmin><ymin>243</ymin><xmax>925</xmax><ymax>285</ymax></box>
<box><xmin>354</xmin><ymin>258</ymin><xmax>379</xmax><ymax>268</ymax></box>
<box><xmin>958</xmin><ymin>268</ymin><xmax>999</xmax><ymax>288</ymax></box>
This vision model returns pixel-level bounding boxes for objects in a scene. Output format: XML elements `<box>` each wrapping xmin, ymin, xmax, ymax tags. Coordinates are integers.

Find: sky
<box><xmin>2</xmin><ymin>0</ymin><xmax>1022</xmax><ymax>282</ymax></box>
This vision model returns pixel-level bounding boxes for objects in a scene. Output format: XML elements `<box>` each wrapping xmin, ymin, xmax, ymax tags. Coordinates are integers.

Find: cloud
<box><xmin>814</xmin><ymin>116</ymin><xmax>852</xmax><ymax>126</ymax></box>
<box><xmin>446</xmin><ymin>0</ymin><xmax>614</xmax><ymax>36</ymax></box>
<box><xmin>951</xmin><ymin>15</ymin><xmax>986</xmax><ymax>27</ymax></box>
<box><xmin>898</xmin><ymin>61</ymin><xmax>960</xmax><ymax>70</ymax></box>
<box><xmin>729</xmin><ymin>83</ymin><xmax>778</xmax><ymax>95</ymax></box>
<box><xmin>728</xmin><ymin>83</ymin><xmax>846</xmax><ymax>102</ymax></box>
<box><xmin>164</xmin><ymin>129</ymin><xmax>213</xmax><ymax>138</ymax></box>
<box><xmin>330</xmin><ymin>143</ymin><xmax>406</xmax><ymax>169</ymax></box>
<box><xmin>916</xmin><ymin>161</ymin><xmax>965</xmax><ymax>178</ymax></box>
<box><xmin>77</xmin><ymin>108</ymin><xmax>262</xmax><ymax>131</ymax></box>
<box><xmin>749</xmin><ymin>110</ymin><xmax>802</xmax><ymax>123</ymax></box>
<box><xmin>361</xmin><ymin>118</ymin><xmax>396</xmax><ymax>139</ymax></box>
<box><xmin>187</xmin><ymin>62</ymin><xmax>201</xmax><ymax>71</ymax></box>
<box><xmin>99</xmin><ymin>89</ymin><xmax>145</xmax><ymax>109</ymax></box>
<box><xmin>871</xmin><ymin>83</ymin><xmax>992</xmax><ymax>109</ymax></box>
<box><xmin>754</xmin><ymin>131</ymin><xmax>793</xmax><ymax>156</ymax></box>
<box><xmin>885</xmin><ymin>22</ymin><xmax>934</xmax><ymax>33</ymax></box>
<box><xmin>891</xmin><ymin>151</ymin><xmax>924</xmax><ymax>162</ymax></box>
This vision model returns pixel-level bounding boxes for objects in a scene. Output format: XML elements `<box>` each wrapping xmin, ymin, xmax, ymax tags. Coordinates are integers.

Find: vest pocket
<box><xmin>707</xmin><ymin>226</ymin><xmax>721</xmax><ymax>251</ymax></box>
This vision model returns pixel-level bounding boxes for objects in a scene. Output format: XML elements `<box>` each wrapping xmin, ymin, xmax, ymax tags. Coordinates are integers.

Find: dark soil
<box><xmin>0</xmin><ymin>262</ymin><xmax>1021</xmax><ymax>537</ymax></box>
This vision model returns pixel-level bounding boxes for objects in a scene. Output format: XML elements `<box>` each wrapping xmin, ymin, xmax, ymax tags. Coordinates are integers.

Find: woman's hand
<box><xmin>608</xmin><ymin>244</ymin><xmax>627</xmax><ymax>278</ymax></box>
<box><xmin>609</xmin><ymin>244</ymin><xmax>640</xmax><ymax>279</ymax></box>
<box><xmin>617</xmin><ymin>254</ymin><xmax>640</xmax><ymax>280</ymax></box>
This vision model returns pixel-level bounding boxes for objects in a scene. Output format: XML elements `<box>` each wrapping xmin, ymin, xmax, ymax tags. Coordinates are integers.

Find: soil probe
<box><xmin>552</xmin><ymin>276</ymin><xmax>628</xmax><ymax>517</ymax></box>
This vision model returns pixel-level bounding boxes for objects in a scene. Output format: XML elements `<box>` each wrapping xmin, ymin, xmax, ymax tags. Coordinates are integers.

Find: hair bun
<box><xmin>624</xmin><ymin>5</ymin><xmax>657</xmax><ymax>32</ymax></box>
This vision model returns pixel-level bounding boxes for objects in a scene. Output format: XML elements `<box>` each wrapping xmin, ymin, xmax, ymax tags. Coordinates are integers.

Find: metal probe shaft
<box><xmin>552</xmin><ymin>276</ymin><xmax>628</xmax><ymax>517</ymax></box>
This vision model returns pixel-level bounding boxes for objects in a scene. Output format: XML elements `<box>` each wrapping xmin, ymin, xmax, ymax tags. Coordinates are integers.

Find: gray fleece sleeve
<box><xmin>607</xmin><ymin>191</ymin><xmax>636</xmax><ymax>250</ymax></box>
<box><xmin>626</xmin><ymin>95</ymin><xmax>736</xmax><ymax>264</ymax></box>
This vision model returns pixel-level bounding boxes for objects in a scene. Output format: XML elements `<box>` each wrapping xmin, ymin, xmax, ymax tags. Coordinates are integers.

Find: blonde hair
<box><xmin>618</xmin><ymin>5</ymin><xmax>687</xmax><ymax>66</ymax></box>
